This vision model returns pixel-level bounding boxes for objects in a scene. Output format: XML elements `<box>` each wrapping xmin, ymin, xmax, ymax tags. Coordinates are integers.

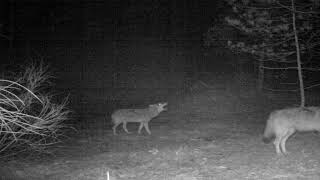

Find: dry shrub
<box><xmin>0</xmin><ymin>61</ymin><xmax>72</xmax><ymax>158</ymax></box>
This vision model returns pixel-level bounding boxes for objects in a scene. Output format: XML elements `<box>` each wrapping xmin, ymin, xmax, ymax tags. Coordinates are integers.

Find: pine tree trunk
<box><xmin>291</xmin><ymin>0</ymin><xmax>305</xmax><ymax>107</ymax></box>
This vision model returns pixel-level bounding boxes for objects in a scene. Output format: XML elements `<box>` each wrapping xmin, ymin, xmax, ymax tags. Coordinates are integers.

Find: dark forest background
<box><xmin>0</xmin><ymin>1</ymin><xmax>261</xmax><ymax>125</ymax></box>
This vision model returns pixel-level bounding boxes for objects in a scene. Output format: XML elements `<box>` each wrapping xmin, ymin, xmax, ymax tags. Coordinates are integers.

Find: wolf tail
<box><xmin>262</xmin><ymin>115</ymin><xmax>275</xmax><ymax>144</ymax></box>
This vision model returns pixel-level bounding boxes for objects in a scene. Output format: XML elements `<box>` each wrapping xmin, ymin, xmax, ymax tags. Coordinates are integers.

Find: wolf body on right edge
<box><xmin>263</xmin><ymin>106</ymin><xmax>320</xmax><ymax>155</ymax></box>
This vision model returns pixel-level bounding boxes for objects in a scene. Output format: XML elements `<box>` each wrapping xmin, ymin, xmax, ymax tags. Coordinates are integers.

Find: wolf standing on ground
<box><xmin>263</xmin><ymin>106</ymin><xmax>320</xmax><ymax>155</ymax></box>
<box><xmin>111</xmin><ymin>102</ymin><xmax>168</xmax><ymax>135</ymax></box>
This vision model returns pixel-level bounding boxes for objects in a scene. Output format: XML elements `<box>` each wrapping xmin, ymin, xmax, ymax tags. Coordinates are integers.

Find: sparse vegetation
<box><xmin>0</xmin><ymin>61</ymin><xmax>72</xmax><ymax>158</ymax></box>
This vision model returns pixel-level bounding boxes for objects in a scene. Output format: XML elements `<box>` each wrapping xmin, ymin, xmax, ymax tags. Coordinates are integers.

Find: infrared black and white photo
<box><xmin>0</xmin><ymin>0</ymin><xmax>320</xmax><ymax>179</ymax></box>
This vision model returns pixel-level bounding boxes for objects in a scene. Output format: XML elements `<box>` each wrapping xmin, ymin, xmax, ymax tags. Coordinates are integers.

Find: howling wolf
<box><xmin>111</xmin><ymin>102</ymin><xmax>168</xmax><ymax>135</ymax></box>
<box><xmin>263</xmin><ymin>106</ymin><xmax>320</xmax><ymax>155</ymax></box>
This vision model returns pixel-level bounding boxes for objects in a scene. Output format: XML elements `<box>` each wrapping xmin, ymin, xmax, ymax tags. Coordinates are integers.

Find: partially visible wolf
<box><xmin>263</xmin><ymin>106</ymin><xmax>320</xmax><ymax>155</ymax></box>
<box><xmin>111</xmin><ymin>102</ymin><xmax>168</xmax><ymax>135</ymax></box>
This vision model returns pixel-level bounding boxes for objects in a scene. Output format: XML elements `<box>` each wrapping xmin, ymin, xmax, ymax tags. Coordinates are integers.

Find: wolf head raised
<box><xmin>149</xmin><ymin>102</ymin><xmax>168</xmax><ymax>113</ymax></box>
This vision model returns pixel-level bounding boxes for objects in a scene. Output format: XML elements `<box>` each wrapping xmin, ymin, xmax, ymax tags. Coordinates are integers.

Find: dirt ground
<box><xmin>2</xmin><ymin>81</ymin><xmax>320</xmax><ymax>180</ymax></box>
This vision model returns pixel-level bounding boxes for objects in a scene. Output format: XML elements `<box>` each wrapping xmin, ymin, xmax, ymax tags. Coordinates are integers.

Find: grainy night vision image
<box><xmin>0</xmin><ymin>0</ymin><xmax>320</xmax><ymax>179</ymax></box>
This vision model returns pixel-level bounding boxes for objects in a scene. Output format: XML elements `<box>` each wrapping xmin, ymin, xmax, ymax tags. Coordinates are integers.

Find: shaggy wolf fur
<box><xmin>263</xmin><ymin>106</ymin><xmax>320</xmax><ymax>155</ymax></box>
<box><xmin>111</xmin><ymin>102</ymin><xmax>168</xmax><ymax>135</ymax></box>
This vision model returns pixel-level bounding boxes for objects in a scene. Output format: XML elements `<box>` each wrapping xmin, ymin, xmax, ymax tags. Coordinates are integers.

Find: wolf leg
<box><xmin>280</xmin><ymin>128</ymin><xmax>295</xmax><ymax>154</ymax></box>
<box><xmin>122</xmin><ymin>122</ymin><xmax>131</xmax><ymax>134</ymax></box>
<box><xmin>144</xmin><ymin>122</ymin><xmax>151</xmax><ymax>135</ymax></box>
<box><xmin>273</xmin><ymin>135</ymin><xmax>283</xmax><ymax>155</ymax></box>
<box><xmin>138</xmin><ymin>122</ymin><xmax>143</xmax><ymax>134</ymax></box>
<box><xmin>112</xmin><ymin>123</ymin><xmax>120</xmax><ymax>135</ymax></box>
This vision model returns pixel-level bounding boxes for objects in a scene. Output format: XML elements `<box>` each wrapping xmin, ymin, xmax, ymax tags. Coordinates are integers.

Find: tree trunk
<box><xmin>291</xmin><ymin>0</ymin><xmax>305</xmax><ymax>107</ymax></box>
